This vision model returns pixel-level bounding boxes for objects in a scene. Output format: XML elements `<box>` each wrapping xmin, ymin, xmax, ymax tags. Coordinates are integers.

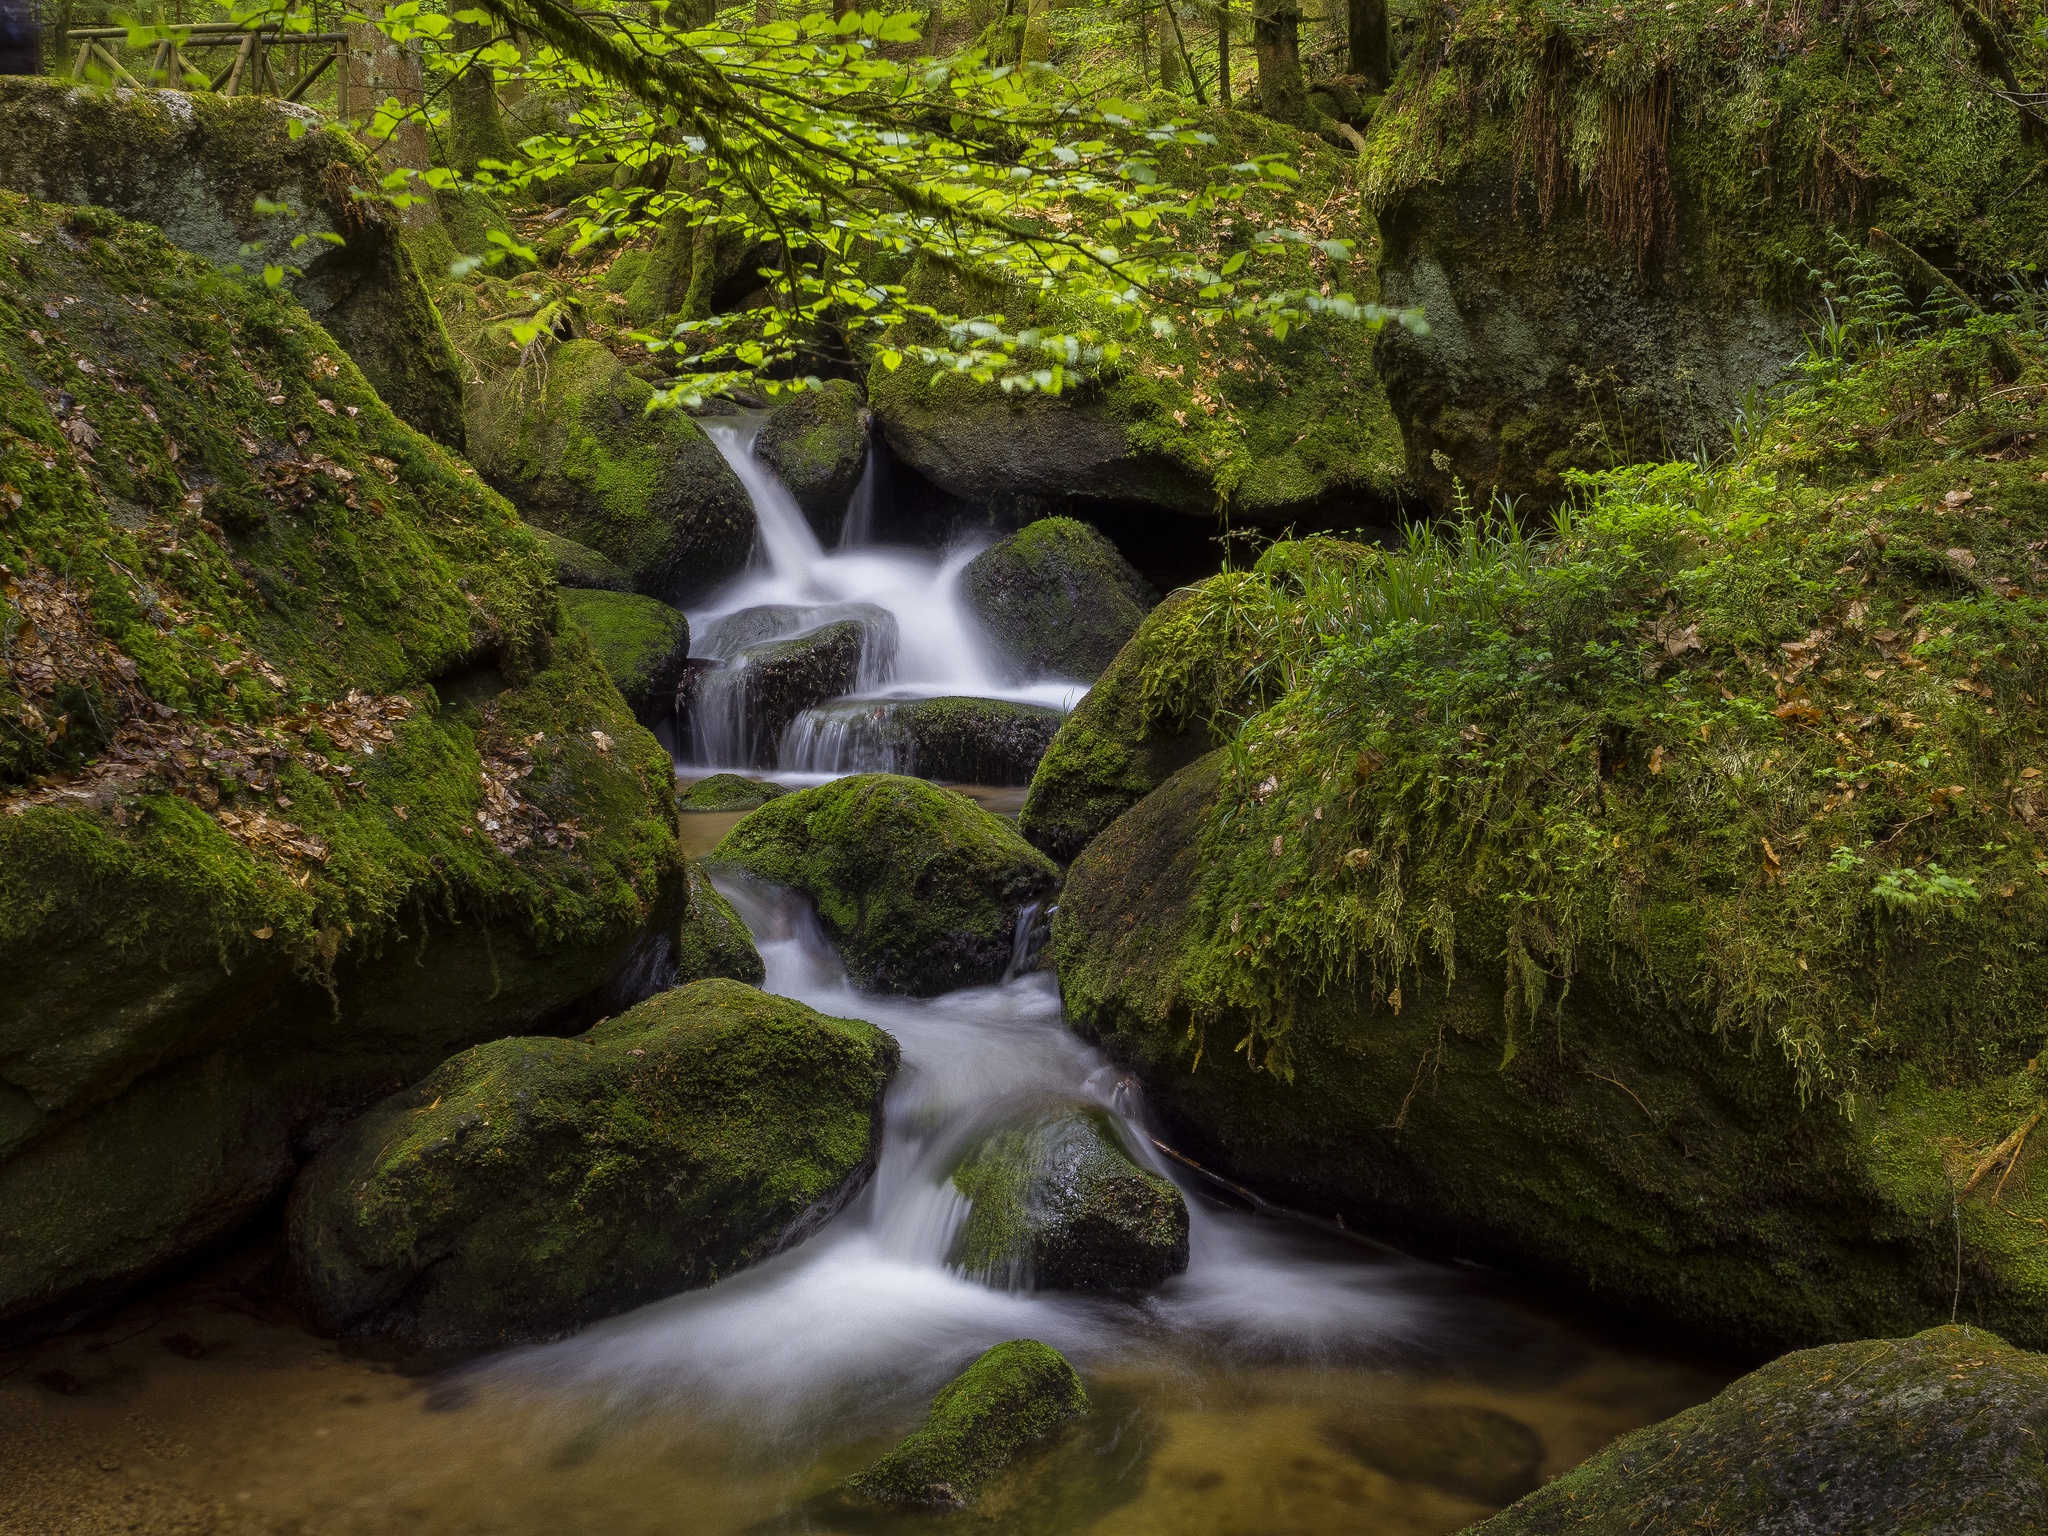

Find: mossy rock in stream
<box><xmin>961</xmin><ymin>518</ymin><xmax>1158</xmax><ymax>684</ymax></box>
<box><xmin>0</xmin><ymin>193</ymin><xmax>686</xmax><ymax>1342</ymax></box>
<box><xmin>678</xmin><ymin>773</ymin><xmax>788</xmax><ymax>812</ymax></box>
<box><xmin>286</xmin><ymin>979</ymin><xmax>896</xmax><ymax>1348</ymax></box>
<box><xmin>789</xmin><ymin>696</ymin><xmax>1066</xmax><ymax>786</ymax></box>
<box><xmin>1053</xmin><ymin>326</ymin><xmax>2048</xmax><ymax>1352</ymax></box>
<box><xmin>711</xmin><ymin>774</ymin><xmax>1059</xmax><ymax>995</ymax></box>
<box><xmin>466</xmin><ymin>338</ymin><xmax>755</xmax><ymax>602</ymax></box>
<box><xmin>673</xmin><ymin>864</ymin><xmax>764</xmax><ymax>985</ymax></box>
<box><xmin>951</xmin><ymin>1107</ymin><xmax>1189</xmax><ymax>1293</ymax></box>
<box><xmin>559</xmin><ymin>589</ymin><xmax>691</xmax><ymax>725</ymax></box>
<box><xmin>1467</xmin><ymin>1326</ymin><xmax>2048</xmax><ymax>1534</ymax></box>
<box><xmin>0</xmin><ymin>78</ymin><xmax>466</xmax><ymax>451</ymax></box>
<box><xmin>685</xmin><ymin>613</ymin><xmax>896</xmax><ymax>768</ymax></box>
<box><xmin>843</xmin><ymin>1339</ymin><xmax>1090</xmax><ymax>1508</ymax></box>
<box><xmin>536</xmin><ymin>527</ymin><xmax>634</xmax><ymax>592</ymax></box>
<box><xmin>755</xmin><ymin>380</ymin><xmax>870</xmax><ymax>543</ymax></box>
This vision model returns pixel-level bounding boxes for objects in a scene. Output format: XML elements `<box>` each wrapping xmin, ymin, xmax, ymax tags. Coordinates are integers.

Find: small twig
<box><xmin>1147</xmin><ymin>1136</ymin><xmax>1408</xmax><ymax>1258</ymax></box>
<box><xmin>1583</xmin><ymin>1068</ymin><xmax>1657</xmax><ymax>1122</ymax></box>
<box><xmin>1964</xmin><ymin>1110</ymin><xmax>2041</xmax><ymax>1195</ymax></box>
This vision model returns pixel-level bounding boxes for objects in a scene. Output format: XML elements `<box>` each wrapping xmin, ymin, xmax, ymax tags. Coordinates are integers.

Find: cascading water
<box><xmin>685</xmin><ymin>417</ymin><xmax>1082</xmax><ymax>775</ymax></box>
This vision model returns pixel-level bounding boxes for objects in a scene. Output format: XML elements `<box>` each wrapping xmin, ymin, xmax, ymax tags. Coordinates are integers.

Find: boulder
<box><xmin>755</xmin><ymin>380</ymin><xmax>870</xmax><ymax>543</ymax></box>
<box><xmin>559</xmin><ymin>589</ymin><xmax>691</xmax><ymax>725</ymax></box>
<box><xmin>466</xmin><ymin>338</ymin><xmax>755</xmax><ymax>603</ymax></box>
<box><xmin>685</xmin><ymin>613</ymin><xmax>897</xmax><ymax>768</ymax></box>
<box><xmin>711</xmin><ymin>774</ymin><xmax>1059</xmax><ymax>995</ymax></box>
<box><xmin>677</xmin><ymin>773</ymin><xmax>788</xmax><ymax>812</ymax></box>
<box><xmin>1469</xmin><ymin>1327</ymin><xmax>2048</xmax><ymax>1534</ymax></box>
<box><xmin>287</xmin><ymin>979</ymin><xmax>896</xmax><ymax>1348</ymax></box>
<box><xmin>672</xmin><ymin>865</ymin><xmax>764</xmax><ymax>985</ymax></box>
<box><xmin>844</xmin><ymin>1339</ymin><xmax>1089</xmax><ymax>1508</ymax></box>
<box><xmin>961</xmin><ymin>518</ymin><xmax>1158</xmax><ymax>683</ymax></box>
<box><xmin>694</xmin><ymin>601</ymin><xmax>895</xmax><ymax>662</ymax></box>
<box><xmin>781</xmin><ymin>696</ymin><xmax>1066</xmax><ymax>786</ymax></box>
<box><xmin>951</xmin><ymin>1108</ymin><xmax>1189</xmax><ymax>1293</ymax></box>
<box><xmin>536</xmin><ymin>527</ymin><xmax>632</xmax><ymax>592</ymax></box>
<box><xmin>0</xmin><ymin>78</ymin><xmax>465</xmax><ymax>450</ymax></box>
<box><xmin>0</xmin><ymin>194</ymin><xmax>686</xmax><ymax>1342</ymax></box>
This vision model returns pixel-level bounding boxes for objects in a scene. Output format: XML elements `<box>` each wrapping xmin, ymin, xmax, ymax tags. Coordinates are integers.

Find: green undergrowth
<box><xmin>1144</xmin><ymin>306</ymin><xmax>2048</xmax><ymax>1119</ymax></box>
<box><xmin>1360</xmin><ymin>0</ymin><xmax>2048</xmax><ymax>287</ymax></box>
<box><xmin>0</xmin><ymin>192</ymin><xmax>680</xmax><ymax>983</ymax></box>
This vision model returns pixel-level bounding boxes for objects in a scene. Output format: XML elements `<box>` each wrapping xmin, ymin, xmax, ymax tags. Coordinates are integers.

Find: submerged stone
<box><xmin>1323</xmin><ymin>1405</ymin><xmax>1543</xmax><ymax>1506</ymax></box>
<box><xmin>1471</xmin><ymin>1327</ymin><xmax>2048</xmax><ymax>1533</ymax></box>
<box><xmin>711</xmin><ymin>774</ymin><xmax>1059</xmax><ymax>995</ymax></box>
<box><xmin>286</xmin><ymin>980</ymin><xmax>897</xmax><ymax>1349</ymax></box>
<box><xmin>755</xmin><ymin>380</ymin><xmax>870</xmax><ymax>543</ymax></box>
<box><xmin>951</xmin><ymin>1107</ymin><xmax>1189</xmax><ymax>1293</ymax></box>
<box><xmin>844</xmin><ymin>1339</ymin><xmax>1089</xmax><ymax>1508</ymax></box>
<box><xmin>961</xmin><ymin>518</ymin><xmax>1157</xmax><ymax>683</ymax></box>
<box><xmin>559</xmin><ymin>589</ymin><xmax>691</xmax><ymax>725</ymax></box>
<box><xmin>672</xmin><ymin>865</ymin><xmax>764</xmax><ymax>986</ymax></box>
<box><xmin>677</xmin><ymin>773</ymin><xmax>788</xmax><ymax>812</ymax></box>
<box><xmin>782</xmin><ymin>696</ymin><xmax>1066</xmax><ymax>786</ymax></box>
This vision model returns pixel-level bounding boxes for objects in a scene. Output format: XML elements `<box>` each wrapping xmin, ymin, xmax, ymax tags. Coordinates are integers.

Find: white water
<box><xmin>485</xmin><ymin>874</ymin><xmax>1439</xmax><ymax>1434</ymax></box>
<box><xmin>684</xmin><ymin>418</ymin><xmax>1084</xmax><ymax>773</ymax></box>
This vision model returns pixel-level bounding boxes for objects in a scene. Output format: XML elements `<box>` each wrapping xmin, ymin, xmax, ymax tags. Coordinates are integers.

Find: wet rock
<box><xmin>677</xmin><ymin>773</ymin><xmax>788</xmax><ymax>812</ymax></box>
<box><xmin>784</xmin><ymin>696</ymin><xmax>1066</xmax><ymax>786</ymax></box>
<box><xmin>1323</xmin><ymin>1405</ymin><xmax>1543</xmax><ymax>1506</ymax></box>
<box><xmin>711</xmin><ymin>774</ymin><xmax>1059</xmax><ymax>995</ymax></box>
<box><xmin>686</xmin><ymin>612</ymin><xmax>897</xmax><ymax>767</ymax></box>
<box><xmin>559</xmin><ymin>589</ymin><xmax>691</xmax><ymax>725</ymax></box>
<box><xmin>287</xmin><ymin>980</ymin><xmax>897</xmax><ymax>1349</ymax></box>
<box><xmin>1470</xmin><ymin>1327</ymin><xmax>2048</xmax><ymax>1534</ymax></box>
<box><xmin>0</xmin><ymin>78</ymin><xmax>466</xmax><ymax>449</ymax></box>
<box><xmin>755</xmin><ymin>380</ymin><xmax>870</xmax><ymax>543</ymax></box>
<box><xmin>0</xmin><ymin>194</ymin><xmax>688</xmax><ymax>1343</ymax></box>
<box><xmin>951</xmin><ymin>1108</ymin><xmax>1189</xmax><ymax>1293</ymax></box>
<box><xmin>694</xmin><ymin>601</ymin><xmax>895</xmax><ymax>662</ymax></box>
<box><xmin>961</xmin><ymin>518</ymin><xmax>1157</xmax><ymax>683</ymax></box>
<box><xmin>466</xmin><ymin>339</ymin><xmax>755</xmax><ymax>603</ymax></box>
<box><xmin>844</xmin><ymin>1339</ymin><xmax>1089</xmax><ymax>1508</ymax></box>
<box><xmin>536</xmin><ymin>527</ymin><xmax>632</xmax><ymax>592</ymax></box>
<box><xmin>673</xmin><ymin>865</ymin><xmax>764</xmax><ymax>985</ymax></box>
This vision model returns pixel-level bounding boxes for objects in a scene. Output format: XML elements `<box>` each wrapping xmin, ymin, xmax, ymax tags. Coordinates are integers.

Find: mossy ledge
<box><xmin>0</xmin><ymin>192</ymin><xmax>684</xmax><ymax>1341</ymax></box>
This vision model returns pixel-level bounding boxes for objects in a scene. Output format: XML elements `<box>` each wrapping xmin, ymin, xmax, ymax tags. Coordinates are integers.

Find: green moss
<box><xmin>673</xmin><ymin>863</ymin><xmax>764</xmax><ymax>985</ymax></box>
<box><xmin>961</xmin><ymin>518</ymin><xmax>1158</xmax><ymax>683</ymax></box>
<box><xmin>1472</xmin><ymin>1326</ymin><xmax>2048</xmax><ymax>1533</ymax></box>
<box><xmin>754</xmin><ymin>379</ymin><xmax>869</xmax><ymax>540</ymax></box>
<box><xmin>558</xmin><ymin>588</ymin><xmax>690</xmax><ymax>721</ymax></box>
<box><xmin>286</xmin><ymin>978</ymin><xmax>897</xmax><ymax>1348</ymax></box>
<box><xmin>711</xmin><ymin>774</ymin><xmax>1059</xmax><ymax>994</ymax></box>
<box><xmin>844</xmin><ymin>1339</ymin><xmax>1090</xmax><ymax>1508</ymax></box>
<box><xmin>678</xmin><ymin>772</ymin><xmax>789</xmax><ymax>811</ymax></box>
<box><xmin>535</xmin><ymin>526</ymin><xmax>633</xmax><ymax>591</ymax></box>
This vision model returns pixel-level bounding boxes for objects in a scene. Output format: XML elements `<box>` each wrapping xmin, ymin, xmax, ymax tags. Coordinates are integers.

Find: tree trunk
<box><xmin>1346</xmin><ymin>0</ymin><xmax>1387</xmax><ymax>88</ymax></box>
<box><xmin>1156</xmin><ymin>4</ymin><xmax>1181</xmax><ymax>89</ymax></box>
<box><xmin>449</xmin><ymin>19</ymin><xmax>515</xmax><ymax>177</ymax></box>
<box><xmin>1215</xmin><ymin>0</ymin><xmax>1229</xmax><ymax>104</ymax></box>
<box><xmin>1021</xmin><ymin>0</ymin><xmax>1050</xmax><ymax>63</ymax></box>
<box><xmin>754</xmin><ymin>0</ymin><xmax>776</xmax><ymax>25</ymax></box>
<box><xmin>1251</xmin><ymin>0</ymin><xmax>1303</xmax><ymax>121</ymax></box>
<box><xmin>342</xmin><ymin>7</ymin><xmax>434</xmax><ymax>226</ymax></box>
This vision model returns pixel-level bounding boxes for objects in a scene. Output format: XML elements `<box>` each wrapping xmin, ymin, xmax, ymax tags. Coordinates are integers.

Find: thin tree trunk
<box><xmin>1214</xmin><ymin>0</ymin><xmax>1230</xmax><ymax>105</ymax></box>
<box><xmin>1346</xmin><ymin>0</ymin><xmax>1387</xmax><ymax>87</ymax></box>
<box><xmin>1165</xmin><ymin>0</ymin><xmax>1206</xmax><ymax>104</ymax></box>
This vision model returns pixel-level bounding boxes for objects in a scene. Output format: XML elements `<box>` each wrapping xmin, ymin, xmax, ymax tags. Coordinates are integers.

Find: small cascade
<box><xmin>776</xmin><ymin>700</ymin><xmax>913</xmax><ymax>777</ymax></box>
<box><xmin>838</xmin><ymin>419</ymin><xmax>882</xmax><ymax>549</ymax></box>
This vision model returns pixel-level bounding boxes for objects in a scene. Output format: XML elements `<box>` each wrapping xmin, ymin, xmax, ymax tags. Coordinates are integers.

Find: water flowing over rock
<box><xmin>286</xmin><ymin>979</ymin><xmax>897</xmax><ymax>1349</ymax></box>
<box><xmin>961</xmin><ymin>518</ymin><xmax>1158</xmax><ymax>684</ymax></box>
<box><xmin>0</xmin><ymin>77</ymin><xmax>466</xmax><ymax>449</ymax></box>
<box><xmin>780</xmin><ymin>696</ymin><xmax>1065</xmax><ymax>785</ymax></box>
<box><xmin>684</xmin><ymin>612</ymin><xmax>896</xmax><ymax>769</ymax></box>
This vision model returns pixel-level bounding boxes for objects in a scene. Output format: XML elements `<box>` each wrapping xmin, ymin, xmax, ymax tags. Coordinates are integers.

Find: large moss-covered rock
<box><xmin>672</xmin><ymin>864</ymin><xmax>765</xmax><ymax>985</ymax></box>
<box><xmin>1360</xmin><ymin>0</ymin><xmax>2048</xmax><ymax>509</ymax></box>
<box><xmin>1055</xmin><ymin>327</ymin><xmax>2048</xmax><ymax>1352</ymax></box>
<box><xmin>1469</xmin><ymin>1326</ymin><xmax>2048</xmax><ymax>1534</ymax></box>
<box><xmin>536</xmin><ymin>527</ymin><xmax>632</xmax><ymax>592</ymax></box>
<box><xmin>844</xmin><ymin>1339</ymin><xmax>1089</xmax><ymax>1508</ymax></box>
<box><xmin>559</xmin><ymin>588</ymin><xmax>691</xmax><ymax>725</ymax></box>
<box><xmin>755</xmin><ymin>380</ymin><xmax>869</xmax><ymax>543</ymax></box>
<box><xmin>951</xmin><ymin>1107</ymin><xmax>1189</xmax><ymax>1293</ymax></box>
<box><xmin>784</xmin><ymin>696</ymin><xmax>1066</xmax><ymax>786</ymax></box>
<box><xmin>0</xmin><ymin>77</ymin><xmax>466</xmax><ymax>450</ymax></box>
<box><xmin>0</xmin><ymin>194</ymin><xmax>685</xmax><ymax>1341</ymax></box>
<box><xmin>467</xmin><ymin>338</ymin><xmax>755</xmax><ymax>602</ymax></box>
<box><xmin>677</xmin><ymin>772</ymin><xmax>788</xmax><ymax>812</ymax></box>
<box><xmin>961</xmin><ymin>518</ymin><xmax>1158</xmax><ymax>683</ymax></box>
<box><xmin>286</xmin><ymin>980</ymin><xmax>894</xmax><ymax>1348</ymax></box>
<box><xmin>712</xmin><ymin>774</ymin><xmax>1059</xmax><ymax>994</ymax></box>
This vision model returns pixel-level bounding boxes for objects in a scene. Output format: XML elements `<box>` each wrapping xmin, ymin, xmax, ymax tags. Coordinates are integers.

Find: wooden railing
<box><xmin>65</xmin><ymin>21</ymin><xmax>346</xmax><ymax>102</ymax></box>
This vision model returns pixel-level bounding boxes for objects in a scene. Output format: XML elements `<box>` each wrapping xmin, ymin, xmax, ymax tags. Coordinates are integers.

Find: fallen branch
<box><xmin>1146</xmin><ymin>1136</ymin><xmax>1410</xmax><ymax>1258</ymax></box>
<box><xmin>1964</xmin><ymin>1110</ymin><xmax>2042</xmax><ymax>1196</ymax></box>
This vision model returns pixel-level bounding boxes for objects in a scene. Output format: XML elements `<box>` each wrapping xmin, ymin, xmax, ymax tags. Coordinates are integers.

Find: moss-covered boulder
<box><xmin>1469</xmin><ymin>1326</ymin><xmax>2048</xmax><ymax>1533</ymax></box>
<box><xmin>1054</xmin><ymin>325</ymin><xmax>2048</xmax><ymax>1351</ymax></box>
<box><xmin>286</xmin><ymin>979</ymin><xmax>894</xmax><ymax>1348</ymax></box>
<box><xmin>672</xmin><ymin>865</ymin><xmax>764</xmax><ymax>985</ymax></box>
<box><xmin>678</xmin><ymin>772</ymin><xmax>788</xmax><ymax>812</ymax></box>
<box><xmin>961</xmin><ymin>518</ymin><xmax>1158</xmax><ymax>683</ymax></box>
<box><xmin>559</xmin><ymin>589</ymin><xmax>690</xmax><ymax>725</ymax></box>
<box><xmin>684</xmin><ymin>615</ymin><xmax>894</xmax><ymax>768</ymax></box>
<box><xmin>0</xmin><ymin>194</ymin><xmax>687</xmax><ymax>1341</ymax></box>
<box><xmin>844</xmin><ymin>1339</ymin><xmax>1089</xmax><ymax>1508</ymax></box>
<box><xmin>712</xmin><ymin>775</ymin><xmax>1059</xmax><ymax>994</ymax></box>
<box><xmin>536</xmin><ymin>527</ymin><xmax>632</xmax><ymax>592</ymax></box>
<box><xmin>784</xmin><ymin>696</ymin><xmax>1066</xmax><ymax>786</ymax></box>
<box><xmin>0</xmin><ymin>78</ymin><xmax>466</xmax><ymax>450</ymax></box>
<box><xmin>755</xmin><ymin>380</ymin><xmax>870</xmax><ymax>543</ymax></box>
<box><xmin>467</xmin><ymin>338</ymin><xmax>755</xmax><ymax>602</ymax></box>
<box><xmin>951</xmin><ymin>1108</ymin><xmax>1189</xmax><ymax>1293</ymax></box>
<box><xmin>1360</xmin><ymin>1</ymin><xmax>2048</xmax><ymax>509</ymax></box>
